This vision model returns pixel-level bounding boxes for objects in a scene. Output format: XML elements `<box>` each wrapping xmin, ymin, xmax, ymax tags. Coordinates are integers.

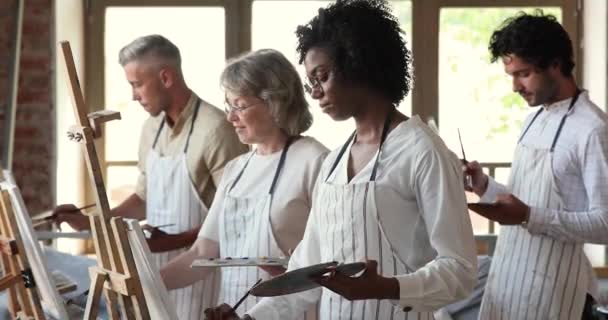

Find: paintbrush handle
<box><xmin>77</xmin><ymin>203</ymin><xmax>96</xmax><ymax>211</ymax></box>
<box><xmin>232</xmin><ymin>278</ymin><xmax>262</xmax><ymax>312</ymax></box>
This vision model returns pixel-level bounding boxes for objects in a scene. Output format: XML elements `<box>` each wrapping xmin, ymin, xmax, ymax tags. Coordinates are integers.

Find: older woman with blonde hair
<box><xmin>160</xmin><ymin>48</ymin><xmax>327</xmax><ymax>319</ymax></box>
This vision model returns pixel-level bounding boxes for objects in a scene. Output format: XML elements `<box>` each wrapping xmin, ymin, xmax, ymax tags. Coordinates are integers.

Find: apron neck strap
<box><xmin>152</xmin><ymin>118</ymin><xmax>166</xmax><ymax>149</ymax></box>
<box><xmin>151</xmin><ymin>97</ymin><xmax>203</xmax><ymax>153</ymax></box>
<box><xmin>550</xmin><ymin>89</ymin><xmax>581</xmax><ymax>151</ymax></box>
<box><xmin>325</xmin><ymin>131</ymin><xmax>355</xmax><ymax>182</ymax></box>
<box><xmin>517</xmin><ymin>107</ymin><xmax>544</xmax><ymax>144</ymax></box>
<box><xmin>268</xmin><ymin>136</ymin><xmax>296</xmax><ymax>195</ymax></box>
<box><xmin>229</xmin><ymin>135</ymin><xmax>297</xmax><ymax>195</ymax></box>
<box><xmin>517</xmin><ymin>90</ymin><xmax>582</xmax><ymax>151</ymax></box>
<box><xmin>183</xmin><ymin>98</ymin><xmax>203</xmax><ymax>153</ymax></box>
<box><xmin>325</xmin><ymin>109</ymin><xmax>394</xmax><ymax>182</ymax></box>
<box><xmin>369</xmin><ymin>110</ymin><xmax>393</xmax><ymax>181</ymax></box>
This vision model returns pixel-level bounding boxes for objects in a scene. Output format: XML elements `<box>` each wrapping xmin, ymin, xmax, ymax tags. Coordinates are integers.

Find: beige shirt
<box><xmin>136</xmin><ymin>93</ymin><xmax>248</xmax><ymax>209</ymax></box>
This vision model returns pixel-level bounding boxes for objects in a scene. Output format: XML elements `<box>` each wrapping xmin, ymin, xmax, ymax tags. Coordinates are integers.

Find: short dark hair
<box><xmin>489</xmin><ymin>10</ymin><xmax>574</xmax><ymax>76</ymax></box>
<box><xmin>295</xmin><ymin>0</ymin><xmax>412</xmax><ymax>104</ymax></box>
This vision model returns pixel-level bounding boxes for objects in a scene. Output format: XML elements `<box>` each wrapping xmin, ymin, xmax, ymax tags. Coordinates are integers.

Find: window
<box><xmin>438</xmin><ymin>7</ymin><xmax>560</xmax><ymax>235</ymax></box>
<box><xmin>252</xmin><ymin>0</ymin><xmax>412</xmax><ymax>149</ymax></box>
<box><xmin>82</xmin><ymin>0</ymin><xmax>605</xmax><ymax>267</ymax></box>
<box><xmin>102</xmin><ymin>6</ymin><xmax>226</xmax><ymax>206</ymax></box>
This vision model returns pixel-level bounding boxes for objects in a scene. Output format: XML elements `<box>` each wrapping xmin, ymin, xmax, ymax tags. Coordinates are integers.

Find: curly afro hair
<box><xmin>489</xmin><ymin>10</ymin><xmax>574</xmax><ymax>77</ymax></box>
<box><xmin>295</xmin><ymin>0</ymin><xmax>412</xmax><ymax>105</ymax></box>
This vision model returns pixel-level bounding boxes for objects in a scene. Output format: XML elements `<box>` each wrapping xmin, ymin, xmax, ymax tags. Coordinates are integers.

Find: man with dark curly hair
<box><xmin>464</xmin><ymin>11</ymin><xmax>608</xmax><ymax>320</ymax></box>
<box><xmin>204</xmin><ymin>1</ymin><xmax>477</xmax><ymax>319</ymax></box>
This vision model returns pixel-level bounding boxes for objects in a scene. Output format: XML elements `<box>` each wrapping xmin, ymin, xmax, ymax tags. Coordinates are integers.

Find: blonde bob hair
<box><xmin>220</xmin><ymin>49</ymin><xmax>313</xmax><ymax>136</ymax></box>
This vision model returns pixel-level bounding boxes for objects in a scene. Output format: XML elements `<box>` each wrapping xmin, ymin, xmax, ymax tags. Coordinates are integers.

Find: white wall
<box><xmin>583</xmin><ymin>0</ymin><xmax>607</xmax><ymax>110</ymax></box>
<box><xmin>583</xmin><ymin>0</ymin><xmax>607</xmax><ymax>266</ymax></box>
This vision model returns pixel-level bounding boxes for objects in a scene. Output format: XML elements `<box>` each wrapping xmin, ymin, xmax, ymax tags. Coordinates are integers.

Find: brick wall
<box><xmin>0</xmin><ymin>0</ymin><xmax>54</xmax><ymax>214</ymax></box>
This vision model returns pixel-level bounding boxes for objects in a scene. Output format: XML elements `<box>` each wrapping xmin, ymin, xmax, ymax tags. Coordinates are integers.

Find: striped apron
<box><xmin>479</xmin><ymin>91</ymin><xmax>593</xmax><ymax>320</ymax></box>
<box><xmin>219</xmin><ymin>137</ymin><xmax>317</xmax><ymax>320</ymax></box>
<box><xmin>315</xmin><ymin>114</ymin><xmax>436</xmax><ymax>320</ymax></box>
<box><xmin>147</xmin><ymin>98</ymin><xmax>220</xmax><ymax>320</ymax></box>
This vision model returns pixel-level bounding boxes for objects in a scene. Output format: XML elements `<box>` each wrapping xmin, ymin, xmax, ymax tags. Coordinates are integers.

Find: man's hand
<box><xmin>52</xmin><ymin>204</ymin><xmax>90</xmax><ymax>231</ymax></box>
<box><xmin>203</xmin><ymin>303</ymin><xmax>242</xmax><ymax>320</ymax></box>
<box><xmin>312</xmin><ymin>260</ymin><xmax>399</xmax><ymax>301</ymax></box>
<box><xmin>468</xmin><ymin>193</ymin><xmax>530</xmax><ymax>225</ymax></box>
<box><xmin>462</xmin><ymin>160</ymin><xmax>489</xmax><ymax>196</ymax></box>
<box><xmin>143</xmin><ymin>224</ymin><xmax>171</xmax><ymax>252</ymax></box>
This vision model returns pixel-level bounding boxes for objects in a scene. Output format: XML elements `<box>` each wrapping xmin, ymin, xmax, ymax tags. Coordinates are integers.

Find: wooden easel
<box><xmin>0</xmin><ymin>171</ymin><xmax>46</xmax><ymax>320</ymax></box>
<box><xmin>59</xmin><ymin>41</ymin><xmax>150</xmax><ymax>320</ymax></box>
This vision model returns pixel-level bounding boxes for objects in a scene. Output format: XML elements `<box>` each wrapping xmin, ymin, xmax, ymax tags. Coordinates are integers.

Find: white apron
<box><xmin>218</xmin><ymin>137</ymin><xmax>317</xmax><ymax>320</ymax></box>
<box><xmin>479</xmin><ymin>91</ymin><xmax>593</xmax><ymax>320</ymax></box>
<box><xmin>146</xmin><ymin>99</ymin><xmax>220</xmax><ymax>320</ymax></box>
<box><xmin>315</xmin><ymin>115</ymin><xmax>436</xmax><ymax>320</ymax></box>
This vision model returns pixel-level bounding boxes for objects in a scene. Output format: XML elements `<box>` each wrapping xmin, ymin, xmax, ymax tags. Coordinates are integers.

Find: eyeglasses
<box><xmin>304</xmin><ymin>69</ymin><xmax>333</xmax><ymax>96</ymax></box>
<box><xmin>223</xmin><ymin>100</ymin><xmax>263</xmax><ymax>114</ymax></box>
<box><xmin>303</xmin><ymin>76</ymin><xmax>322</xmax><ymax>96</ymax></box>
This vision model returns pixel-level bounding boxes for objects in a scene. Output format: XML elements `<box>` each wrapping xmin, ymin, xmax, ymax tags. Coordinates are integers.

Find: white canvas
<box><xmin>0</xmin><ymin>170</ymin><xmax>70</xmax><ymax>320</ymax></box>
<box><xmin>126</xmin><ymin>219</ymin><xmax>179</xmax><ymax>320</ymax></box>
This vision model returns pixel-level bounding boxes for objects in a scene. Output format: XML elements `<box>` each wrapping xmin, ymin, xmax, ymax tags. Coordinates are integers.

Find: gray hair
<box><xmin>118</xmin><ymin>35</ymin><xmax>182</xmax><ymax>72</ymax></box>
<box><xmin>221</xmin><ymin>49</ymin><xmax>313</xmax><ymax>136</ymax></box>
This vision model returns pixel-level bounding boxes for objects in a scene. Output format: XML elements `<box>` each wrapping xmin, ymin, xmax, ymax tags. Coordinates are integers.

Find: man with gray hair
<box><xmin>54</xmin><ymin>34</ymin><xmax>248</xmax><ymax>319</ymax></box>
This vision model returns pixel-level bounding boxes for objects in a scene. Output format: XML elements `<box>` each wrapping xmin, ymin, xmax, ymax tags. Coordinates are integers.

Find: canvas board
<box><xmin>126</xmin><ymin>219</ymin><xmax>178</xmax><ymax>320</ymax></box>
<box><xmin>0</xmin><ymin>170</ymin><xmax>70</xmax><ymax>320</ymax></box>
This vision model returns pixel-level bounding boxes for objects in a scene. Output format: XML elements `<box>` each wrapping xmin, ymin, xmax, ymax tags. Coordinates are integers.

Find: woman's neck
<box><xmin>352</xmin><ymin>97</ymin><xmax>399</xmax><ymax>144</ymax></box>
<box><xmin>255</xmin><ymin>131</ymin><xmax>289</xmax><ymax>155</ymax></box>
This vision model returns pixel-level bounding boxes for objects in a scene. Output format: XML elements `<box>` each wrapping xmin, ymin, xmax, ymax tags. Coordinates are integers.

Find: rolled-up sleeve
<box><xmin>480</xmin><ymin>176</ymin><xmax>509</xmax><ymax>203</ymax></box>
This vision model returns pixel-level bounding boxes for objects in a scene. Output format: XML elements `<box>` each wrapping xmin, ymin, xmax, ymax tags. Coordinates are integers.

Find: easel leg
<box><xmin>0</xmin><ymin>243</ymin><xmax>19</xmax><ymax>318</ymax></box>
<box><xmin>83</xmin><ymin>270</ymin><xmax>106</xmax><ymax>320</ymax></box>
<box><xmin>104</xmin><ymin>287</ymin><xmax>121</xmax><ymax>320</ymax></box>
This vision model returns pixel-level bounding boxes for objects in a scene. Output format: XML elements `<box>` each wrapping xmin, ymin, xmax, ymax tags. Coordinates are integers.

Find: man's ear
<box><xmin>550</xmin><ymin>59</ymin><xmax>562</xmax><ymax>71</ymax></box>
<box><xmin>159</xmin><ymin>68</ymin><xmax>174</xmax><ymax>88</ymax></box>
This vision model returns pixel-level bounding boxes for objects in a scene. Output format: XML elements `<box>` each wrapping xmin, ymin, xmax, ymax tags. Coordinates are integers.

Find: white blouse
<box><xmin>199</xmin><ymin>136</ymin><xmax>328</xmax><ymax>254</ymax></box>
<box><xmin>248</xmin><ymin>116</ymin><xmax>477</xmax><ymax>318</ymax></box>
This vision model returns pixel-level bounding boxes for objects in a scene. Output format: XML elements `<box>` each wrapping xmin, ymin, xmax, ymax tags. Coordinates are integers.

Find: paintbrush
<box><xmin>32</xmin><ymin>203</ymin><xmax>96</xmax><ymax>222</ymax></box>
<box><xmin>458</xmin><ymin>129</ymin><xmax>473</xmax><ymax>189</ymax></box>
<box><xmin>231</xmin><ymin>278</ymin><xmax>263</xmax><ymax>313</ymax></box>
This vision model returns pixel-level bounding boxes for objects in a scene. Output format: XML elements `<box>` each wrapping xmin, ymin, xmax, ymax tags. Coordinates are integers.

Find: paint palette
<box><xmin>250</xmin><ymin>261</ymin><xmax>367</xmax><ymax>297</ymax></box>
<box><xmin>191</xmin><ymin>257</ymin><xmax>290</xmax><ymax>268</ymax></box>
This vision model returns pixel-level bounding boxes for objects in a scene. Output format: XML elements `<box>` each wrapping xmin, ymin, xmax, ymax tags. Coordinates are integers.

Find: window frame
<box><xmin>85</xmin><ymin>0</ymin><xmax>607</xmax><ymax>270</ymax></box>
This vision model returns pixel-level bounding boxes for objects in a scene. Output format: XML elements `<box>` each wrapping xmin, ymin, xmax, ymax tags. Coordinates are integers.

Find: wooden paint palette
<box><xmin>250</xmin><ymin>261</ymin><xmax>367</xmax><ymax>297</ymax></box>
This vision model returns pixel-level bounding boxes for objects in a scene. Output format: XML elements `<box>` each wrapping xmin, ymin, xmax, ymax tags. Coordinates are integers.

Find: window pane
<box><xmin>252</xmin><ymin>0</ymin><xmax>411</xmax><ymax>150</ymax></box>
<box><xmin>104</xmin><ymin>7</ymin><xmax>226</xmax><ymax>162</ymax></box>
<box><xmin>438</xmin><ymin>7</ymin><xmax>560</xmax><ymax>235</ymax></box>
<box><xmin>439</xmin><ymin>7</ymin><xmax>561</xmax><ymax>163</ymax></box>
<box><xmin>106</xmin><ymin>165</ymin><xmax>139</xmax><ymax>207</ymax></box>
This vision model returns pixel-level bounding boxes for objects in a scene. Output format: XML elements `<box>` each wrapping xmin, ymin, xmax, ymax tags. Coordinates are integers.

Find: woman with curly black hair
<box><xmin>464</xmin><ymin>11</ymin><xmax>608</xmax><ymax>320</ymax></box>
<box><xmin>204</xmin><ymin>1</ymin><xmax>476</xmax><ymax>319</ymax></box>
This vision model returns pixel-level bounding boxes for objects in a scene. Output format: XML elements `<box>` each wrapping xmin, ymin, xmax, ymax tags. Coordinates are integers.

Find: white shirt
<box><xmin>482</xmin><ymin>91</ymin><xmax>608</xmax><ymax>244</ymax></box>
<box><xmin>248</xmin><ymin>116</ymin><xmax>477</xmax><ymax>318</ymax></box>
<box><xmin>199</xmin><ymin>136</ymin><xmax>328</xmax><ymax>254</ymax></box>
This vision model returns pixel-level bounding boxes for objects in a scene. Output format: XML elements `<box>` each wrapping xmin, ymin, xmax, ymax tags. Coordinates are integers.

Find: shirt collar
<box><xmin>542</xmin><ymin>90</ymin><xmax>585</xmax><ymax>112</ymax></box>
<box><xmin>166</xmin><ymin>92</ymin><xmax>197</xmax><ymax>136</ymax></box>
